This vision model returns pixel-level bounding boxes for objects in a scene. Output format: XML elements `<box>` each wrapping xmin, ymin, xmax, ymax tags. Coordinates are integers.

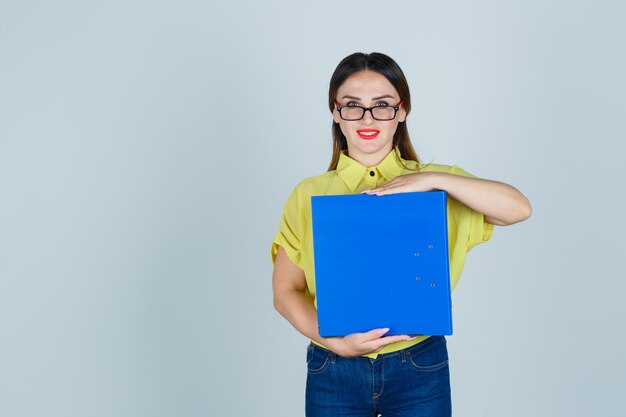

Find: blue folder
<box><xmin>311</xmin><ymin>191</ymin><xmax>452</xmax><ymax>337</ymax></box>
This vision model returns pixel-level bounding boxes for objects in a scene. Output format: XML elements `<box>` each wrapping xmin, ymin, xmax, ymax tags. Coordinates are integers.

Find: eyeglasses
<box><xmin>334</xmin><ymin>101</ymin><xmax>403</xmax><ymax>121</ymax></box>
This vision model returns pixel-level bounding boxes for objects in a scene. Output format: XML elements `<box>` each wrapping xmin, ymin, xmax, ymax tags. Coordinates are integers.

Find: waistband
<box><xmin>310</xmin><ymin>335</ymin><xmax>445</xmax><ymax>361</ymax></box>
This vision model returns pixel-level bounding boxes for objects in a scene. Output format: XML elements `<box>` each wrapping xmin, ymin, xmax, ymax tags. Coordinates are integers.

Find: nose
<box><xmin>361</xmin><ymin>108</ymin><xmax>375</xmax><ymax>125</ymax></box>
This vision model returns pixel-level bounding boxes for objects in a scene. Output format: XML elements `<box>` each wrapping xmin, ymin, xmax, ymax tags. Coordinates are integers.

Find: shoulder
<box><xmin>292</xmin><ymin>170</ymin><xmax>337</xmax><ymax>195</ymax></box>
<box><xmin>282</xmin><ymin>170</ymin><xmax>337</xmax><ymax>209</ymax></box>
<box><xmin>419</xmin><ymin>162</ymin><xmax>478</xmax><ymax>178</ymax></box>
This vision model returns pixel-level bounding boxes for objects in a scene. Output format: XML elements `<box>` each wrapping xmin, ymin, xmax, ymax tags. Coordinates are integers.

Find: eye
<box><xmin>375</xmin><ymin>101</ymin><xmax>390</xmax><ymax>107</ymax></box>
<box><xmin>346</xmin><ymin>101</ymin><xmax>361</xmax><ymax>107</ymax></box>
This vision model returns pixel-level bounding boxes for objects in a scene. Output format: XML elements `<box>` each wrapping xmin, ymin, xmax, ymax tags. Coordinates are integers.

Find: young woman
<box><xmin>271</xmin><ymin>52</ymin><xmax>531</xmax><ymax>417</ymax></box>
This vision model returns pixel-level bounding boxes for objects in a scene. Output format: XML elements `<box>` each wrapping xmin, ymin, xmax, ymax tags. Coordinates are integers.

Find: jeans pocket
<box><xmin>306</xmin><ymin>344</ymin><xmax>331</xmax><ymax>374</ymax></box>
<box><xmin>406</xmin><ymin>337</ymin><xmax>449</xmax><ymax>372</ymax></box>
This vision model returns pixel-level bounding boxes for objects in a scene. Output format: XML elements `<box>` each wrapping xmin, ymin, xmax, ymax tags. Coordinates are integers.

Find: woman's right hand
<box><xmin>273</xmin><ymin>247</ymin><xmax>413</xmax><ymax>358</ymax></box>
<box><xmin>321</xmin><ymin>328</ymin><xmax>414</xmax><ymax>357</ymax></box>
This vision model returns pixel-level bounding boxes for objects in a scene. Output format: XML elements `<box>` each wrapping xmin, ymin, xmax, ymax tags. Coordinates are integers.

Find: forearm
<box><xmin>433</xmin><ymin>173</ymin><xmax>532</xmax><ymax>225</ymax></box>
<box><xmin>273</xmin><ymin>288</ymin><xmax>411</xmax><ymax>357</ymax></box>
<box><xmin>273</xmin><ymin>288</ymin><xmax>325</xmax><ymax>345</ymax></box>
<box><xmin>272</xmin><ymin>247</ymin><xmax>414</xmax><ymax>357</ymax></box>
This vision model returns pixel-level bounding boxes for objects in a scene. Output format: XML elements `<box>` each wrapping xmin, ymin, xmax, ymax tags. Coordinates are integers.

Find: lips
<box><xmin>356</xmin><ymin>129</ymin><xmax>380</xmax><ymax>140</ymax></box>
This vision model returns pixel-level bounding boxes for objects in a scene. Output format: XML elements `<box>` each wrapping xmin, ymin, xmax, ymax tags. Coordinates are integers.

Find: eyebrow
<box><xmin>340</xmin><ymin>94</ymin><xmax>395</xmax><ymax>101</ymax></box>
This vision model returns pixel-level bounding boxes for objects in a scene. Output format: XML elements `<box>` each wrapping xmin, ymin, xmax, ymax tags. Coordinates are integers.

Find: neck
<box><xmin>347</xmin><ymin>146</ymin><xmax>393</xmax><ymax>168</ymax></box>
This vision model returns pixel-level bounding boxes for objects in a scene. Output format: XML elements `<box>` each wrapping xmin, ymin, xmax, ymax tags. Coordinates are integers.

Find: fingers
<box><xmin>360</xmin><ymin>327</ymin><xmax>390</xmax><ymax>341</ymax></box>
<box><xmin>361</xmin><ymin>178</ymin><xmax>401</xmax><ymax>195</ymax></box>
<box><xmin>361</xmin><ymin>173</ymin><xmax>435</xmax><ymax>195</ymax></box>
<box><xmin>362</xmin><ymin>186</ymin><xmax>409</xmax><ymax>196</ymax></box>
<box><xmin>341</xmin><ymin>329</ymin><xmax>415</xmax><ymax>356</ymax></box>
<box><xmin>358</xmin><ymin>328</ymin><xmax>414</xmax><ymax>350</ymax></box>
<box><xmin>362</xmin><ymin>185</ymin><xmax>397</xmax><ymax>194</ymax></box>
<box><xmin>359</xmin><ymin>335</ymin><xmax>411</xmax><ymax>353</ymax></box>
<box><xmin>370</xmin><ymin>185</ymin><xmax>406</xmax><ymax>195</ymax></box>
<box><xmin>377</xmin><ymin>334</ymin><xmax>414</xmax><ymax>346</ymax></box>
<box><xmin>361</xmin><ymin>179</ymin><xmax>415</xmax><ymax>195</ymax></box>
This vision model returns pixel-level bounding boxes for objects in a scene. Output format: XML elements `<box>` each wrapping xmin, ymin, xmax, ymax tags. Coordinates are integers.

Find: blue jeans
<box><xmin>305</xmin><ymin>336</ymin><xmax>451</xmax><ymax>417</ymax></box>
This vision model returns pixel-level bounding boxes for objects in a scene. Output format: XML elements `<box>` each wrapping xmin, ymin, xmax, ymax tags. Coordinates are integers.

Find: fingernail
<box><xmin>407</xmin><ymin>336</ymin><xmax>416</xmax><ymax>341</ymax></box>
<box><xmin>377</xmin><ymin>328</ymin><xmax>390</xmax><ymax>335</ymax></box>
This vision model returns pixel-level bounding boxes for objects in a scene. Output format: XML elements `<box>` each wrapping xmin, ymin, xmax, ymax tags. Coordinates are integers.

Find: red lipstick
<box><xmin>356</xmin><ymin>129</ymin><xmax>380</xmax><ymax>140</ymax></box>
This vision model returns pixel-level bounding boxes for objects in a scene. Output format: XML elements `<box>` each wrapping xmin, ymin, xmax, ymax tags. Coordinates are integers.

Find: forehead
<box><xmin>336</xmin><ymin>70</ymin><xmax>399</xmax><ymax>99</ymax></box>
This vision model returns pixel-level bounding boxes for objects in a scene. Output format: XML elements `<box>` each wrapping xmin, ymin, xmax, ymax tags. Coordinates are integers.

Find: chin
<box><xmin>351</xmin><ymin>139</ymin><xmax>392</xmax><ymax>153</ymax></box>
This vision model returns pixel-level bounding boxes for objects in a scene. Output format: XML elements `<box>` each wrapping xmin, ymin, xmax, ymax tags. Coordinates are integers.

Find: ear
<box><xmin>398</xmin><ymin>107</ymin><xmax>407</xmax><ymax>123</ymax></box>
<box><xmin>333</xmin><ymin>109</ymin><xmax>342</xmax><ymax>124</ymax></box>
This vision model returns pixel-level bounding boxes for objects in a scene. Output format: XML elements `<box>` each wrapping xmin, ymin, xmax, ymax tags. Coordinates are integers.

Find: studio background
<box><xmin>1</xmin><ymin>1</ymin><xmax>624</xmax><ymax>416</ymax></box>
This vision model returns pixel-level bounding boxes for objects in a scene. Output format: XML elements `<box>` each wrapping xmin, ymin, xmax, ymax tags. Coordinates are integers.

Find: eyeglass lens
<box><xmin>340</xmin><ymin>106</ymin><xmax>397</xmax><ymax>121</ymax></box>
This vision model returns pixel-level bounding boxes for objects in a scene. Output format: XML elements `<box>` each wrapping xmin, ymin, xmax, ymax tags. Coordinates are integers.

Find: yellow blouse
<box><xmin>271</xmin><ymin>148</ymin><xmax>493</xmax><ymax>357</ymax></box>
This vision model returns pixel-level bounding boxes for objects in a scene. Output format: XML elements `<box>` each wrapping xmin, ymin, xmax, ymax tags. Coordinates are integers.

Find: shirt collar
<box><xmin>336</xmin><ymin>147</ymin><xmax>406</xmax><ymax>192</ymax></box>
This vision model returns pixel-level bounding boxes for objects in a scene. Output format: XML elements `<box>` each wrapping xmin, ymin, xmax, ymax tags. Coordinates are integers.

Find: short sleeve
<box><xmin>270</xmin><ymin>186</ymin><xmax>303</xmax><ymax>267</ymax></box>
<box><xmin>467</xmin><ymin>205</ymin><xmax>494</xmax><ymax>249</ymax></box>
<box><xmin>450</xmin><ymin>165</ymin><xmax>495</xmax><ymax>251</ymax></box>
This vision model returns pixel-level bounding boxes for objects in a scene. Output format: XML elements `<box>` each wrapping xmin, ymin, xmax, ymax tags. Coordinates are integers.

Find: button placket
<box><xmin>364</xmin><ymin>169</ymin><xmax>377</xmax><ymax>187</ymax></box>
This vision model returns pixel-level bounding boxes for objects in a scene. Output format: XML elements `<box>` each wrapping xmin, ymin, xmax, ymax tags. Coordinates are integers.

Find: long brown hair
<box><xmin>327</xmin><ymin>52</ymin><xmax>420</xmax><ymax>171</ymax></box>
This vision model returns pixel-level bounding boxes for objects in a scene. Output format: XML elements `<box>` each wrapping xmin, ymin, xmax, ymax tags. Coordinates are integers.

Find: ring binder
<box><xmin>311</xmin><ymin>191</ymin><xmax>452</xmax><ymax>337</ymax></box>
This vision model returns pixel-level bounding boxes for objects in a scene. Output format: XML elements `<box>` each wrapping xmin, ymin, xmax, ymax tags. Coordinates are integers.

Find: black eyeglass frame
<box><xmin>334</xmin><ymin>101</ymin><xmax>404</xmax><ymax>121</ymax></box>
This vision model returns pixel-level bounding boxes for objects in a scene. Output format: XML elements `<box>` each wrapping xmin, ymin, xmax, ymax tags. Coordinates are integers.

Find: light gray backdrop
<box><xmin>1</xmin><ymin>1</ymin><xmax>624</xmax><ymax>416</ymax></box>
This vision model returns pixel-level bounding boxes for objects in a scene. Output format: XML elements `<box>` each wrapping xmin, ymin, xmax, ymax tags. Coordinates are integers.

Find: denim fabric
<box><xmin>305</xmin><ymin>336</ymin><xmax>451</xmax><ymax>417</ymax></box>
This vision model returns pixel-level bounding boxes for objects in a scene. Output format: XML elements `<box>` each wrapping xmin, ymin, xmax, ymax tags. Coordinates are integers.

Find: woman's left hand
<box><xmin>362</xmin><ymin>172</ymin><xmax>441</xmax><ymax>196</ymax></box>
<box><xmin>363</xmin><ymin>170</ymin><xmax>532</xmax><ymax>225</ymax></box>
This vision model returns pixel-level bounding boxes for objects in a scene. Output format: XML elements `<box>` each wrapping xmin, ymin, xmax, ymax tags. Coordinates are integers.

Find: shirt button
<box><xmin>369</xmin><ymin>171</ymin><xmax>375</xmax><ymax>177</ymax></box>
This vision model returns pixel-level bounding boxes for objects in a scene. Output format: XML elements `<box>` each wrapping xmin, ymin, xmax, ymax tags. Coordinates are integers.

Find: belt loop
<box><xmin>330</xmin><ymin>351</ymin><xmax>337</xmax><ymax>364</ymax></box>
<box><xmin>400</xmin><ymin>348</ymin><xmax>407</xmax><ymax>363</ymax></box>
